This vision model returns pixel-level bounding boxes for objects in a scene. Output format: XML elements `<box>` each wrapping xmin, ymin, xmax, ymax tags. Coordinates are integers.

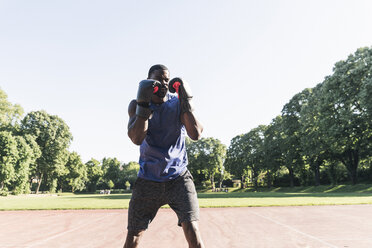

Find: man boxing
<box><xmin>124</xmin><ymin>64</ymin><xmax>205</xmax><ymax>248</ymax></box>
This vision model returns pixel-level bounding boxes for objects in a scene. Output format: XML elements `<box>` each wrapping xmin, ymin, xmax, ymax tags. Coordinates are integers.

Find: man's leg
<box><xmin>124</xmin><ymin>177</ymin><xmax>163</xmax><ymax>248</ymax></box>
<box><xmin>167</xmin><ymin>170</ymin><xmax>205</xmax><ymax>247</ymax></box>
<box><xmin>181</xmin><ymin>221</ymin><xmax>205</xmax><ymax>248</ymax></box>
<box><xmin>123</xmin><ymin>229</ymin><xmax>145</xmax><ymax>248</ymax></box>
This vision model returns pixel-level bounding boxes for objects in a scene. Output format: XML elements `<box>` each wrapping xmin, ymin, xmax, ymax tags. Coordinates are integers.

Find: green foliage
<box><xmin>85</xmin><ymin>158</ymin><xmax>103</xmax><ymax>192</ymax></box>
<box><xmin>0</xmin><ymin>189</ymin><xmax>9</xmax><ymax>196</ymax></box>
<box><xmin>11</xmin><ymin>136</ymin><xmax>34</xmax><ymax>194</ymax></box>
<box><xmin>62</xmin><ymin>152</ymin><xmax>88</xmax><ymax>192</ymax></box>
<box><xmin>225</xmin><ymin>46</ymin><xmax>372</xmax><ymax>187</ymax></box>
<box><xmin>263</xmin><ymin>116</ymin><xmax>284</xmax><ymax>187</ymax></box>
<box><xmin>225</xmin><ymin>126</ymin><xmax>267</xmax><ymax>189</ymax></box>
<box><xmin>280</xmin><ymin>90</ymin><xmax>309</xmax><ymax>186</ymax></box>
<box><xmin>125</xmin><ymin>181</ymin><xmax>131</xmax><ymax>189</ymax></box>
<box><xmin>225</xmin><ymin>134</ymin><xmax>249</xmax><ymax>187</ymax></box>
<box><xmin>102</xmin><ymin>157</ymin><xmax>122</xmax><ymax>188</ymax></box>
<box><xmin>187</xmin><ymin>137</ymin><xmax>226</xmax><ymax>188</ymax></box>
<box><xmin>299</xmin><ymin>85</ymin><xmax>328</xmax><ymax>185</ymax></box>
<box><xmin>21</xmin><ymin>110</ymin><xmax>73</xmax><ymax>193</ymax></box>
<box><xmin>121</xmin><ymin>161</ymin><xmax>139</xmax><ymax>187</ymax></box>
<box><xmin>0</xmin><ymin>131</ymin><xmax>18</xmax><ymax>190</ymax></box>
<box><xmin>361</xmin><ymin>78</ymin><xmax>372</xmax><ymax>117</ymax></box>
<box><xmin>316</xmin><ymin>47</ymin><xmax>372</xmax><ymax>184</ymax></box>
<box><xmin>107</xmin><ymin>180</ymin><xmax>114</xmax><ymax>189</ymax></box>
<box><xmin>0</xmin><ymin>88</ymin><xmax>24</xmax><ymax>130</ymax></box>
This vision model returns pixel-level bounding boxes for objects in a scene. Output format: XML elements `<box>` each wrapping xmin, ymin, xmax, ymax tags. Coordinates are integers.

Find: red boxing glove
<box><xmin>169</xmin><ymin>77</ymin><xmax>194</xmax><ymax>113</ymax></box>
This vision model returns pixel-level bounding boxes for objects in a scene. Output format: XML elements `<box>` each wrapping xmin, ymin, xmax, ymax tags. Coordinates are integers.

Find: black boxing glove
<box><xmin>136</xmin><ymin>79</ymin><xmax>161</xmax><ymax>119</ymax></box>
<box><xmin>169</xmin><ymin>77</ymin><xmax>194</xmax><ymax>113</ymax></box>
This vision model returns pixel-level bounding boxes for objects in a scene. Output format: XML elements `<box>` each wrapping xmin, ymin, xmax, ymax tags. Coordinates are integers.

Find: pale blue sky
<box><xmin>1</xmin><ymin>0</ymin><xmax>372</xmax><ymax>163</ymax></box>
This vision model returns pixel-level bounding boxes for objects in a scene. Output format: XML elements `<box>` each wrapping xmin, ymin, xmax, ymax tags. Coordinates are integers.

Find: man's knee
<box><xmin>182</xmin><ymin>221</ymin><xmax>200</xmax><ymax>233</ymax></box>
<box><xmin>127</xmin><ymin>229</ymin><xmax>144</xmax><ymax>237</ymax></box>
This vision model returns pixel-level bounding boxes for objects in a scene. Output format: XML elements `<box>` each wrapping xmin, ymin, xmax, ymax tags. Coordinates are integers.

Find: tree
<box><xmin>22</xmin><ymin>134</ymin><xmax>42</xmax><ymax>190</ymax></box>
<box><xmin>0</xmin><ymin>88</ymin><xmax>23</xmax><ymax>130</ymax></box>
<box><xmin>187</xmin><ymin>137</ymin><xmax>226</xmax><ymax>189</ymax></box>
<box><xmin>85</xmin><ymin>158</ymin><xmax>103</xmax><ymax>192</ymax></box>
<box><xmin>360</xmin><ymin>77</ymin><xmax>372</xmax><ymax>161</ymax></box>
<box><xmin>0</xmin><ymin>131</ymin><xmax>18</xmax><ymax>191</ymax></box>
<box><xmin>0</xmin><ymin>88</ymin><xmax>41</xmax><ymax>194</ymax></box>
<box><xmin>361</xmin><ymin>78</ymin><xmax>372</xmax><ymax>118</ymax></box>
<box><xmin>125</xmin><ymin>181</ymin><xmax>131</xmax><ymax>190</ymax></box>
<box><xmin>263</xmin><ymin>116</ymin><xmax>284</xmax><ymax>188</ymax></box>
<box><xmin>281</xmin><ymin>90</ymin><xmax>309</xmax><ymax>187</ymax></box>
<box><xmin>107</xmin><ymin>180</ymin><xmax>114</xmax><ymax>190</ymax></box>
<box><xmin>242</xmin><ymin>125</ymin><xmax>267</xmax><ymax>189</ymax></box>
<box><xmin>11</xmin><ymin>135</ymin><xmax>37</xmax><ymax>194</ymax></box>
<box><xmin>225</xmin><ymin>126</ymin><xmax>269</xmax><ymax>189</ymax></box>
<box><xmin>101</xmin><ymin>157</ymin><xmax>121</xmax><ymax>188</ymax></box>
<box><xmin>225</xmin><ymin>134</ymin><xmax>250</xmax><ymax>188</ymax></box>
<box><xmin>62</xmin><ymin>152</ymin><xmax>87</xmax><ymax>192</ymax></box>
<box><xmin>121</xmin><ymin>161</ymin><xmax>140</xmax><ymax>188</ymax></box>
<box><xmin>299</xmin><ymin>85</ymin><xmax>330</xmax><ymax>186</ymax></box>
<box><xmin>317</xmin><ymin>47</ymin><xmax>372</xmax><ymax>184</ymax></box>
<box><xmin>21</xmin><ymin>111</ymin><xmax>73</xmax><ymax>193</ymax></box>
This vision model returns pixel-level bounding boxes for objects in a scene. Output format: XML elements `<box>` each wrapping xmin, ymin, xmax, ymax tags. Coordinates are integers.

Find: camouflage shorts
<box><xmin>127</xmin><ymin>170</ymin><xmax>200</xmax><ymax>231</ymax></box>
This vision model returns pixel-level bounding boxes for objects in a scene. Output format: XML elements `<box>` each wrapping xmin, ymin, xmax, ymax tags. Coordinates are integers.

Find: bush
<box><xmin>203</xmin><ymin>180</ymin><xmax>212</xmax><ymax>189</ymax></box>
<box><xmin>125</xmin><ymin>181</ymin><xmax>131</xmax><ymax>190</ymax></box>
<box><xmin>107</xmin><ymin>180</ymin><xmax>114</xmax><ymax>189</ymax></box>
<box><xmin>0</xmin><ymin>189</ymin><xmax>9</xmax><ymax>196</ymax></box>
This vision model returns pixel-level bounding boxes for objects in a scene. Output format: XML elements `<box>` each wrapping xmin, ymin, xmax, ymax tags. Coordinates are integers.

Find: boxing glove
<box><xmin>136</xmin><ymin>79</ymin><xmax>161</xmax><ymax>119</ymax></box>
<box><xmin>169</xmin><ymin>77</ymin><xmax>194</xmax><ymax>113</ymax></box>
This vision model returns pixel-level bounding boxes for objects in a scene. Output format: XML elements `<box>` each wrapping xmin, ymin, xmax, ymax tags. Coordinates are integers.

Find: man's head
<box><xmin>148</xmin><ymin>64</ymin><xmax>170</xmax><ymax>101</ymax></box>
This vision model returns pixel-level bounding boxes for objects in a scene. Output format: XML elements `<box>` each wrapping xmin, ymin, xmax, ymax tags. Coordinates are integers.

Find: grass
<box><xmin>1</xmin><ymin>184</ymin><xmax>372</xmax><ymax>210</ymax></box>
<box><xmin>197</xmin><ymin>192</ymin><xmax>372</xmax><ymax>207</ymax></box>
<box><xmin>199</xmin><ymin>183</ymin><xmax>372</xmax><ymax>193</ymax></box>
<box><xmin>235</xmin><ymin>184</ymin><xmax>372</xmax><ymax>193</ymax></box>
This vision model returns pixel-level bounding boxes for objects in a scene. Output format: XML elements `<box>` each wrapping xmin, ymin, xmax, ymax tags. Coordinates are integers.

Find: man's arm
<box><xmin>181</xmin><ymin>112</ymin><xmax>203</xmax><ymax>141</ymax></box>
<box><xmin>168</xmin><ymin>77</ymin><xmax>203</xmax><ymax>140</ymax></box>
<box><xmin>127</xmin><ymin>79</ymin><xmax>162</xmax><ymax>145</ymax></box>
<box><xmin>127</xmin><ymin>99</ymin><xmax>148</xmax><ymax>145</ymax></box>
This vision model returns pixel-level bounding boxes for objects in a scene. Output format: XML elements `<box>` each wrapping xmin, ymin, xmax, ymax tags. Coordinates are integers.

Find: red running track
<box><xmin>1</xmin><ymin>205</ymin><xmax>372</xmax><ymax>248</ymax></box>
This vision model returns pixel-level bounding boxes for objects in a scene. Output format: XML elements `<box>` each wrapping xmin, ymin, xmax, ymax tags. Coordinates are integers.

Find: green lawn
<box><xmin>1</xmin><ymin>191</ymin><xmax>372</xmax><ymax>210</ymax></box>
<box><xmin>197</xmin><ymin>192</ymin><xmax>372</xmax><ymax>207</ymax></box>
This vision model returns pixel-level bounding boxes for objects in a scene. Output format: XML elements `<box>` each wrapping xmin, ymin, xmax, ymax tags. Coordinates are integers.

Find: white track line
<box><xmin>26</xmin><ymin>213</ymin><xmax>118</xmax><ymax>248</ymax></box>
<box><xmin>250</xmin><ymin>211</ymin><xmax>339</xmax><ymax>248</ymax></box>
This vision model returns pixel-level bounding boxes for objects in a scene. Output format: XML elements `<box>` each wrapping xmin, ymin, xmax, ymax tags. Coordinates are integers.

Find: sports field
<box><xmin>2</xmin><ymin>191</ymin><xmax>372</xmax><ymax>210</ymax></box>
<box><xmin>1</xmin><ymin>205</ymin><xmax>372</xmax><ymax>247</ymax></box>
<box><xmin>2</xmin><ymin>189</ymin><xmax>372</xmax><ymax>247</ymax></box>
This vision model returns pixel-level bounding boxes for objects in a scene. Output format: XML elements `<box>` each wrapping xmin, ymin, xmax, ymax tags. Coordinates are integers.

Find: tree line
<box><xmin>1</xmin><ymin>47</ymin><xmax>371</xmax><ymax>194</ymax></box>
<box><xmin>187</xmin><ymin>47</ymin><xmax>372</xmax><ymax>189</ymax></box>
<box><xmin>0</xmin><ymin>95</ymin><xmax>139</xmax><ymax>195</ymax></box>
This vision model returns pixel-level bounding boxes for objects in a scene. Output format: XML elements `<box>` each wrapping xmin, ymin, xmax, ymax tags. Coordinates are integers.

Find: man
<box><xmin>124</xmin><ymin>64</ymin><xmax>205</xmax><ymax>248</ymax></box>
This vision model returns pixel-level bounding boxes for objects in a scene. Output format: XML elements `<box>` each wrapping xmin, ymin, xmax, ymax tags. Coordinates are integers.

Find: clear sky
<box><xmin>1</xmin><ymin>0</ymin><xmax>371</xmax><ymax>164</ymax></box>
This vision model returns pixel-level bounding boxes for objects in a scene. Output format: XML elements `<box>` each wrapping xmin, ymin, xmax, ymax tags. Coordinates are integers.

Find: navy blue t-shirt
<box><xmin>138</xmin><ymin>93</ymin><xmax>188</xmax><ymax>182</ymax></box>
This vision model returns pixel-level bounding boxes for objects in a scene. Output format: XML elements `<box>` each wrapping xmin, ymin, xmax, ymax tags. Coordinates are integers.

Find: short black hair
<box><xmin>148</xmin><ymin>64</ymin><xmax>168</xmax><ymax>78</ymax></box>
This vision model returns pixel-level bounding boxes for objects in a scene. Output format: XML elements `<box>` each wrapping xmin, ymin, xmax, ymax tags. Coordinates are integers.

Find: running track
<box><xmin>1</xmin><ymin>205</ymin><xmax>372</xmax><ymax>248</ymax></box>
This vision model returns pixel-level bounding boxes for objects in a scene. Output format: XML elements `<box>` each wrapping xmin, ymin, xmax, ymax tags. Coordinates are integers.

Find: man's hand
<box><xmin>169</xmin><ymin>77</ymin><xmax>203</xmax><ymax>140</ymax></box>
<box><xmin>169</xmin><ymin>77</ymin><xmax>194</xmax><ymax>113</ymax></box>
<box><xmin>136</xmin><ymin>79</ymin><xmax>162</xmax><ymax>119</ymax></box>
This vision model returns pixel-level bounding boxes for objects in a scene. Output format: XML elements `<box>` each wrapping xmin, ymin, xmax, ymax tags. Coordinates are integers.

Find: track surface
<box><xmin>1</xmin><ymin>205</ymin><xmax>372</xmax><ymax>248</ymax></box>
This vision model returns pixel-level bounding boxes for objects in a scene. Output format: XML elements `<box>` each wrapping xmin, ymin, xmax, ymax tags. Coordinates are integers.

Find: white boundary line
<box><xmin>250</xmin><ymin>211</ymin><xmax>339</xmax><ymax>248</ymax></box>
<box><xmin>25</xmin><ymin>213</ymin><xmax>118</xmax><ymax>248</ymax></box>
